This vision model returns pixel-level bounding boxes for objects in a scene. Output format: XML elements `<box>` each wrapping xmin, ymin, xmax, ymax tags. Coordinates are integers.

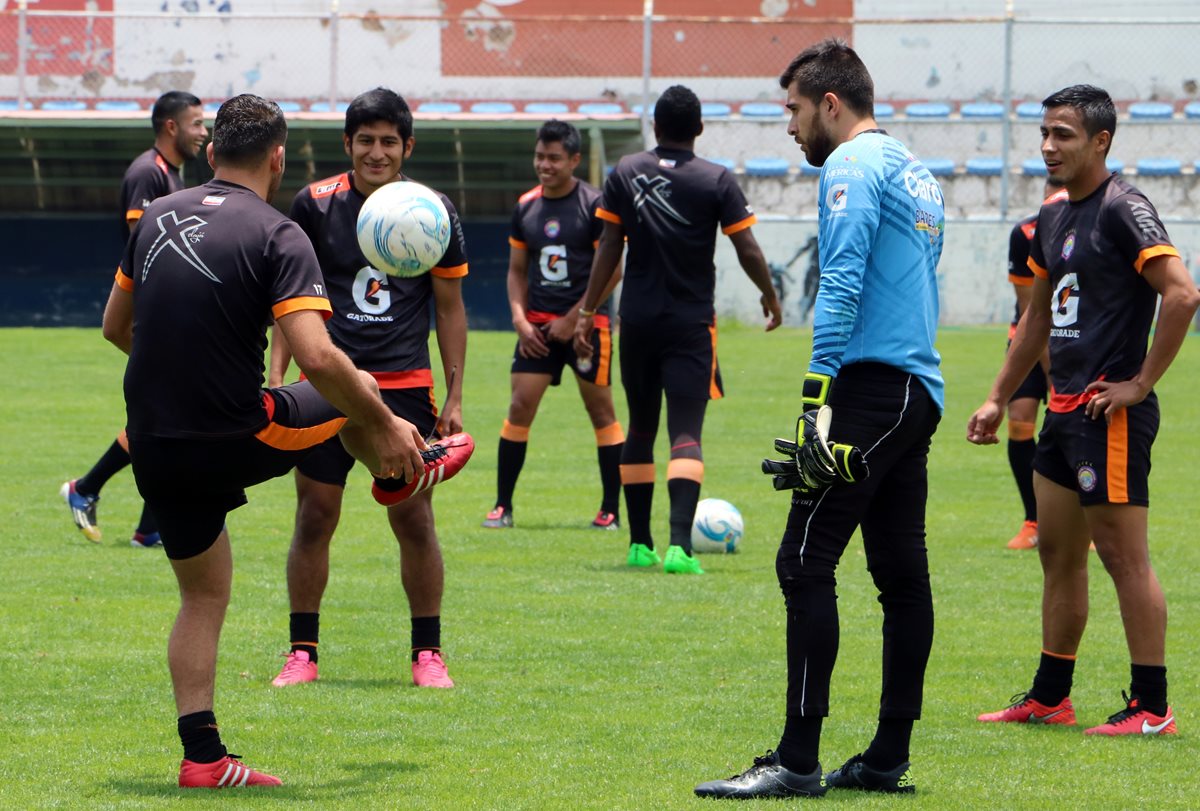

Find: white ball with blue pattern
<box><xmin>691</xmin><ymin>498</ymin><xmax>743</xmax><ymax>553</ymax></box>
<box><xmin>356</xmin><ymin>180</ymin><xmax>451</xmax><ymax>278</ymax></box>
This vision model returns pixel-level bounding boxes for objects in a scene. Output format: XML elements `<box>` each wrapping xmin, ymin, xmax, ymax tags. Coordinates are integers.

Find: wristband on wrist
<box><xmin>578</xmin><ymin>307</ymin><xmax>596</xmax><ymax>317</ymax></box>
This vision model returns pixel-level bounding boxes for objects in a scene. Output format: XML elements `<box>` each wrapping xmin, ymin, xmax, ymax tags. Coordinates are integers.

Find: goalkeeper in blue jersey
<box><xmin>696</xmin><ymin>39</ymin><xmax>945</xmax><ymax>800</ymax></box>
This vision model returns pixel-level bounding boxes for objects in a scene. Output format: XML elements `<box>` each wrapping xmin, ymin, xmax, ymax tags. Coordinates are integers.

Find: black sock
<box><xmin>289</xmin><ymin>612</ymin><xmax>319</xmax><ymax>662</ymax></box>
<box><xmin>1007</xmin><ymin>438</ymin><xmax>1038</xmax><ymax>522</ymax></box>
<box><xmin>624</xmin><ymin>482</ymin><xmax>654</xmax><ymax>548</ymax></box>
<box><xmin>496</xmin><ymin>437</ymin><xmax>527</xmax><ymax>512</ymax></box>
<box><xmin>1130</xmin><ymin>663</ymin><xmax>1168</xmax><ymax>716</ymax></box>
<box><xmin>862</xmin><ymin>718</ymin><xmax>913</xmax><ymax>770</ymax></box>
<box><xmin>777</xmin><ymin>715</ymin><xmax>822</xmax><ymax>775</ymax></box>
<box><xmin>134</xmin><ymin>503</ymin><xmax>158</xmax><ymax>536</ymax></box>
<box><xmin>667</xmin><ymin>478</ymin><xmax>701</xmax><ymax>555</ymax></box>
<box><xmin>1029</xmin><ymin>651</ymin><xmax>1075</xmax><ymax>705</ymax></box>
<box><xmin>178</xmin><ymin>710</ymin><xmax>227</xmax><ymax>764</ymax></box>
<box><xmin>76</xmin><ymin>440</ymin><xmax>130</xmax><ymax>496</ymax></box>
<box><xmin>411</xmin><ymin>615</ymin><xmax>441</xmax><ymax>661</ymax></box>
<box><xmin>598</xmin><ymin>443</ymin><xmax>623</xmax><ymax>515</ymax></box>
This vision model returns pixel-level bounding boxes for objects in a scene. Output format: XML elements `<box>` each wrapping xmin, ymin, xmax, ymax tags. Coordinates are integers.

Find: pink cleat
<box><xmin>412</xmin><ymin>650</ymin><xmax>454</xmax><ymax>688</ymax></box>
<box><xmin>271</xmin><ymin>650</ymin><xmax>318</xmax><ymax>687</ymax></box>
<box><xmin>178</xmin><ymin>755</ymin><xmax>282</xmax><ymax>788</ymax></box>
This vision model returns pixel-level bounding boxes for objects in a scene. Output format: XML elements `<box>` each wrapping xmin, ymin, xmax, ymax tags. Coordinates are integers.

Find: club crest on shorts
<box><xmin>1077</xmin><ymin>464</ymin><xmax>1097</xmax><ymax>492</ymax></box>
<box><xmin>1061</xmin><ymin>230</ymin><xmax>1076</xmax><ymax>260</ymax></box>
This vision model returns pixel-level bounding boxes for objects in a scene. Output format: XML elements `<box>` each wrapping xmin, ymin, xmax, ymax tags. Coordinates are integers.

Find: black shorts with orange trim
<box><xmin>297</xmin><ymin>386</ymin><xmax>438</xmax><ymax>488</ymax></box>
<box><xmin>1033</xmin><ymin>394</ymin><xmax>1158</xmax><ymax>507</ymax></box>
<box><xmin>511</xmin><ymin>317</ymin><xmax>612</xmax><ymax>387</ymax></box>
<box><xmin>619</xmin><ymin>320</ymin><xmax>723</xmax><ymax>402</ymax></box>
<box><xmin>1005</xmin><ymin>338</ymin><xmax>1047</xmax><ymax>403</ymax></box>
<box><xmin>129</xmin><ymin>381</ymin><xmax>345</xmax><ymax>560</ymax></box>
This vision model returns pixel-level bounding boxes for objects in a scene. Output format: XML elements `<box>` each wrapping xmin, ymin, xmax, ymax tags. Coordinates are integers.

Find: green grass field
<box><xmin>2</xmin><ymin>324</ymin><xmax>1198</xmax><ymax>809</ymax></box>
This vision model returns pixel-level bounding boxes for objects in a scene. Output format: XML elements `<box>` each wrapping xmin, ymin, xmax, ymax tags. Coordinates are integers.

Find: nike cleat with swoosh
<box><xmin>1084</xmin><ymin>692</ymin><xmax>1176</xmax><ymax>736</ymax></box>
<box><xmin>977</xmin><ymin>693</ymin><xmax>1076</xmax><ymax>725</ymax></box>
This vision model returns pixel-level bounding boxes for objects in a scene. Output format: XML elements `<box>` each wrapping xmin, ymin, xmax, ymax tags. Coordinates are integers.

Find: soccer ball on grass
<box><xmin>691</xmin><ymin>498</ymin><xmax>743</xmax><ymax>553</ymax></box>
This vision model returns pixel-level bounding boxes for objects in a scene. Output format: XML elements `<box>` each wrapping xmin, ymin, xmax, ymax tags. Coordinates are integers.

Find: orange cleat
<box><xmin>1085</xmin><ymin>693</ymin><xmax>1176</xmax><ymax>736</ymax></box>
<box><xmin>978</xmin><ymin>693</ymin><xmax>1076</xmax><ymax>725</ymax></box>
<box><xmin>1006</xmin><ymin>520</ymin><xmax>1038</xmax><ymax>550</ymax></box>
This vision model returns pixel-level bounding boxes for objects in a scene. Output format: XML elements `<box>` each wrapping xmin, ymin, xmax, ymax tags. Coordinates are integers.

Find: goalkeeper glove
<box><xmin>761</xmin><ymin>405</ymin><xmax>869</xmax><ymax>493</ymax></box>
<box><xmin>801</xmin><ymin>371</ymin><xmax>833</xmax><ymax>412</ymax></box>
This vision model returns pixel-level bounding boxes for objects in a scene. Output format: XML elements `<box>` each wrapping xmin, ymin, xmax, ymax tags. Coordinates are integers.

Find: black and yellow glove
<box><xmin>762</xmin><ymin>378</ymin><xmax>869</xmax><ymax>493</ymax></box>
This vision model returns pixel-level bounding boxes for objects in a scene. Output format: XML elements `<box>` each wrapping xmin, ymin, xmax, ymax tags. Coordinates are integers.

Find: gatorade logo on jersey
<box><xmin>827</xmin><ymin>183</ymin><xmax>849</xmax><ymax>212</ymax></box>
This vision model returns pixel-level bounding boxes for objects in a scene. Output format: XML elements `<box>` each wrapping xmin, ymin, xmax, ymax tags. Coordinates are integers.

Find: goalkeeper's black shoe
<box><xmin>824</xmin><ymin>754</ymin><xmax>915</xmax><ymax>794</ymax></box>
<box><xmin>694</xmin><ymin>750</ymin><xmax>826</xmax><ymax>799</ymax></box>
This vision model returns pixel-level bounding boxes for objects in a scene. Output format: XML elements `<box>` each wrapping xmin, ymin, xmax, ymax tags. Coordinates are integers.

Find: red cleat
<box><xmin>977</xmin><ymin>693</ymin><xmax>1076</xmax><ymax>725</ymax></box>
<box><xmin>1084</xmin><ymin>693</ymin><xmax>1176</xmax><ymax>736</ymax></box>
<box><xmin>372</xmin><ymin>433</ymin><xmax>475</xmax><ymax>506</ymax></box>
<box><xmin>178</xmin><ymin>755</ymin><xmax>282</xmax><ymax>788</ymax></box>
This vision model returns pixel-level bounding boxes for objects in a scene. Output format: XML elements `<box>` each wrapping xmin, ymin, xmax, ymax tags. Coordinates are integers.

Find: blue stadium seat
<box><xmin>470</xmin><ymin>101</ymin><xmax>515</xmax><ymax>114</ymax></box>
<box><xmin>904</xmin><ymin>102</ymin><xmax>951</xmax><ymax>119</ymax></box>
<box><xmin>706</xmin><ymin>157</ymin><xmax>736</xmax><ymax>172</ymax></box>
<box><xmin>41</xmin><ymin>100</ymin><xmax>87</xmax><ymax>111</ymax></box>
<box><xmin>203</xmin><ymin>101</ymin><xmax>224</xmax><ymax>113</ymax></box>
<box><xmin>744</xmin><ymin>157</ymin><xmax>789</xmax><ymax>177</ymax></box>
<box><xmin>276</xmin><ymin>101</ymin><xmax>302</xmax><ymax>113</ymax></box>
<box><xmin>923</xmin><ymin>158</ymin><xmax>956</xmax><ymax>177</ymax></box>
<box><xmin>1106</xmin><ymin>158</ymin><xmax>1124</xmax><ymax>174</ymax></box>
<box><xmin>1195</xmin><ymin>159</ymin><xmax>1200</xmax><ymax>174</ymax></box>
<box><xmin>798</xmin><ymin>159</ymin><xmax>821</xmax><ymax>177</ymax></box>
<box><xmin>1128</xmin><ymin>102</ymin><xmax>1173</xmax><ymax>120</ymax></box>
<box><xmin>1136</xmin><ymin>158</ymin><xmax>1181</xmax><ymax>176</ymax></box>
<box><xmin>701</xmin><ymin>102</ymin><xmax>732</xmax><ymax>118</ymax></box>
<box><xmin>523</xmin><ymin>102</ymin><xmax>569</xmax><ymax>114</ymax></box>
<box><xmin>416</xmin><ymin>101</ymin><xmax>462</xmax><ymax>114</ymax></box>
<box><xmin>1185</xmin><ymin>102</ymin><xmax>1200</xmax><ymax>119</ymax></box>
<box><xmin>309</xmin><ymin>101</ymin><xmax>349</xmax><ymax>113</ymax></box>
<box><xmin>577</xmin><ymin>102</ymin><xmax>624</xmax><ymax>115</ymax></box>
<box><xmin>960</xmin><ymin>102</ymin><xmax>1004</xmax><ymax>119</ymax></box>
<box><xmin>95</xmin><ymin>100</ymin><xmax>142</xmax><ymax>111</ymax></box>
<box><xmin>0</xmin><ymin>99</ymin><xmax>34</xmax><ymax>110</ymax></box>
<box><xmin>1022</xmin><ymin>157</ymin><xmax>1048</xmax><ymax>176</ymax></box>
<box><xmin>965</xmin><ymin>157</ymin><xmax>1004</xmax><ymax>176</ymax></box>
<box><xmin>873</xmin><ymin>102</ymin><xmax>895</xmax><ymax>119</ymax></box>
<box><xmin>740</xmin><ymin>102</ymin><xmax>785</xmax><ymax>118</ymax></box>
<box><xmin>1015</xmin><ymin>102</ymin><xmax>1043</xmax><ymax>119</ymax></box>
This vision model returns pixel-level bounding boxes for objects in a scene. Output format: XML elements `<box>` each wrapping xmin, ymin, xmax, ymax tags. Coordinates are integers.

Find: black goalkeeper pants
<box><xmin>776</xmin><ymin>362</ymin><xmax>940</xmax><ymax>720</ymax></box>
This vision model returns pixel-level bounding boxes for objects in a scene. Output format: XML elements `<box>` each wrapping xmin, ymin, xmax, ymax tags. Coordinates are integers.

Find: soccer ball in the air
<box><xmin>691</xmin><ymin>498</ymin><xmax>743</xmax><ymax>553</ymax></box>
<box><xmin>356</xmin><ymin>180</ymin><xmax>451</xmax><ymax>277</ymax></box>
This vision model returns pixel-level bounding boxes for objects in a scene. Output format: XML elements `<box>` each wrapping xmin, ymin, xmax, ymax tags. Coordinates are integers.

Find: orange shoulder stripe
<box><xmin>273</xmin><ymin>296</ymin><xmax>332</xmax><ymax>320</ymax></box>
<box><xmin>1134</xmin><ymin>244</ymin><xmax>1180</xmax><ymax>274</ymax></box>
<box><xmin>432</xmin><ymin>263</ymin><xmax>469</xmax><ymax>279</ymax></box>
<box><xmin>596</xmin><ymin>207</ymin><xmax>621</xmax><ymax>224</ymax></box>
<box><xmin>114</xmin><ymin>266</ymin><xmax>134</xmax><ymax>292</ymax></box>
<box><xmin>722</xmin><ymin>213</ymin><xmax>757</xmax><ymax>235</ymax></box>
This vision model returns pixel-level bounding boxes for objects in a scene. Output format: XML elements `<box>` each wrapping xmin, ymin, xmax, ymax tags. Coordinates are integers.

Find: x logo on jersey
<box><xmin>142</xmin><ymin>210</ymin><xmax>219</xmax><ymax>283</ymax></box>
<box><xmin>632</xmin><ymin>173</ymin><xmax>691</xmax><ymax>225</ymax></box>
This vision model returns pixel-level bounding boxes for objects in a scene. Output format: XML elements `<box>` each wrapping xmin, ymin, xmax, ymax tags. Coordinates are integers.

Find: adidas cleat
<box><xmin>694</xmin><ymin>750</ymin><xmax>826</xmax><ymax>799</ymax></box>
<box><xmin>482</xmin><ymin>505</ymin><xmax>513</xmax><ymax>528</ymax></box>
<box><xmin>60</xmin><ymin>480</ymin><xmax>101</xmax><ymax>542</ymax></box>
<box><xmin>825</xmin><ymin>754</ymin><xmax>915</xmax><ymax>794</ymax></box>
<box><xmin>1006</xmin><ymin>520</ymin><xmax>1038</xmax><ymax>550</ymax></box>
<box><xmin>178</xmin><ymin>755</ymin><xmax>282</xmax><ymax>788</ymax></box>
<box><xmin>977</xmin><ymin>693</ymin><xmax>1076</xmax><ymax>725</ymax></box>
<box><xmin>271</xmin><ymin>650</ymin><xmax>318</xmax><ymax>687</ymax></box>
<box><xmin>626</xmin><ymin>543</ymin><xmax>661</xmax><ymax>568</ymax></box>
<box><xmin>372</xmin><ymin>433</ymin><xmax>475</xmax><ymax>506</ymax></box>
<box><xmin>664</xmin><ymin>545</ymin><xmax>704</xmax><ymax>575</ymax></box>
<box><xmin>1084</xmin><ymin>692</ymin><xmax>1176</xmax><ymax>736</ymax></box>
<box><xmin>412</xmin><ymin>650</ymin><xmax>454</xmax><ymax>688</ymax></box>
<box><xmin>131</xmin><ymin>531</ymin><xmax>162</xmax><ymax>548</ymax></box>
<box><xmin>591</xmin><ymin>510</ymin><xmax>619</xmax><ymax>530</ymax></box>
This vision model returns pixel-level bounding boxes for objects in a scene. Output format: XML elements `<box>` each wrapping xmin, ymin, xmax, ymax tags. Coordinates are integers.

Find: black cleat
<box><xmin>825</xmin><ymin>753</ymin><xmax>915</xmax><ymax>794</ymax></box>
<box><xmin>694</xmin><ymin>750</ymin><xmax>826</xmax><ymax>799</ymax></box>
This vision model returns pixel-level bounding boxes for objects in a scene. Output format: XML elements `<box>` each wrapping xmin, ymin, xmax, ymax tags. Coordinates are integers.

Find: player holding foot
<box><xmin>483</xmin><ymin>120</ymin><xmax>624</xmax><ymax>532</ymax></box>
<box><xmin>696</xmin><ymin>40</ymin><xmax>944</xmax><ymax>799</ymax></box>
<box><xmin>269</xmin><ymin>87</ymin><xmax>468</xmax><ymax>690</ymax></box>
<box><xmin>574</xmin><ymin>85</ymin><xmax>781</xmax><ymax>575</ymax></box>
<box><xmin>970</xmin><ymin>85</ymin><xmax>1198</xmax><ymax>735</ymax></box>
<box><xmin>102</xmin><ymin>94</ymin><xmax>430</xmax><ymax>787</ymax></box>
<box><xmin>61</xmin><ymin>91</ymin><xmax>207</xmax><ymax>548</ymax></box>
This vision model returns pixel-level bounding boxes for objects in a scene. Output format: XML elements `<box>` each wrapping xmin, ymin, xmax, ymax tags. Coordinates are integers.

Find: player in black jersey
<box><xmin>1002</xmin><ymin>178</ymin><xmax>1066</xmax><ymax>550</ymax></box>
<box><xmin>267</xmin><ymin>88</ymin><xmax>468</xmax><ymax>689</ymax></box>
<box><xmin>574</xmin><ymin>85</ymin><xmax>782</xmax><ymax>575</ymax></box>
<box><xmin>482</xmin><ymin>120</ymin><xmax>624</xmax><ymax>531</ymax></box>
<box><xmin>61</xmin><ymin>91</ymin><xmax>208</xmax><ymax>549</ymax></box>
<box><xmin>101</xmin><ymin>94</ymin><xmax>428</xmax><ymax>787</ymax></box>
<box><xmin>969</xmin><ymin>85</ymin><xmax>1199</xmax><ymax>736</ymax></box>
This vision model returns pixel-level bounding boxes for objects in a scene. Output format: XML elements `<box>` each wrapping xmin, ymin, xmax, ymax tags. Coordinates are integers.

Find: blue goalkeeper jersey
<box><xmin>811</xmin><ymin>130</ymin><xmax>945</xmax><ymax>411</ymax></box>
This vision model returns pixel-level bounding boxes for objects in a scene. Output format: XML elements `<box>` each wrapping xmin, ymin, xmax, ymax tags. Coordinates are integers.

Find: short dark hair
<box><xmin>654</xmin><ymin>85</ymin><xmax>702</xmax><ymax>142</ymax></box>
<box><xmin>345</xmin><ymin>87</ymin><xmax>413</xmax><ymax>142</ymax></box>
<box><xmin>151</xmin><ymin>90</ymin><xmax>202</xmax><ymax>135</ymax></box>
<box><xmin>778</xmin><ymin>38</ymin><xmax>874</xmax><ymax>118</ymax></box>
<box><xmin>1041</xmin><ymin>84</ymin><xmax>1117</xmax><ymax>143</ymax></box>
<box><xmin>212</xmin><ymin>94</ymin><xmax>287</xmax><ymax>168</ymax></box>
<box><xmin>536</xmin><ymin>119</ymin><xmax>581</xmax><ymax>155</ymax></box>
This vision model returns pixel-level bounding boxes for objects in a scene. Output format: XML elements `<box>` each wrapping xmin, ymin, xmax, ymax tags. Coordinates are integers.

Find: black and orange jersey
<box><xmin>289</xmin><ymin>171</ymin><xmax>469</xmax><ymax>387</ymax></box>
<box><xmin>1009</xmin><ymin>189</ymin><xmax>1068</xmax><ymax>328</ymax></box>
<box><xmin>1028</xmin><ymin>174</ymin><xmax>1181</xmax><ymax>410</ymax></box>
<box><xmin>598</xmin><ymin>146</ymin><xmax>756</xmax><ymax>326</ymax></box>
<box><xmin>510</xmin><ymin>179</ymin><xmax>605</xmax><ymax>318</ymax></box>
<box><xmin>119</xmin><ymin>147</ymin><xmax>184</xmax><ymax>239</ymax></box>
<box><xmin>118</xmin><ymin>179</ymin><xmax>332</xmax><ymax>440</ymax></box>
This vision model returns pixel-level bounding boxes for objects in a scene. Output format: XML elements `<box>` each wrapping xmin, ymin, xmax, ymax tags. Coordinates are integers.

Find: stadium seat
<box><xmin>1195</xmin><ymin>159</ymin><xmax>1200</xmax><ymax>174</ymax></box>
<box><xmin>1015</xmin><ymin>102</ymin><xmax>1043</xmax><ymax>119</ymax></box>
<box><xmin>470</xmin><ymin>101</ymin><xmax>516</xmax><ymax>114</ymax></box>
<box><xmin>276</xmin><ymin>101</ymin><xmax>302</xmax><ymax>113</ymax></box>
<box><xmin>1022</xmin><ymin>157</ymin><xmax>1048</xmax><ymax>176</ymax></box>
<box><xmin>577</xmin><ymin>102</ymin><xmax>624</xmax><ymax>115</ymax></box>
<box><xmin>960</xmin><ymin>102</ymin><xmax>1004</xmax><ymax>119</ymax></box>
<box><xmin>1136</xmin><ymin>157</ymin><xmax>1181</xmax><ymax>176</ymax></box>
<box><xmin>1185</xmin><ymin>102</ymin><xmax>1200</xmax><ymax>119</ymax></box>
<box><xmin>798</xmin><ymin>159</ymin><xmax>821</xmax><ymax>176</ymax></box>
<box><xmin>873</xmin><ymin>102</ymin><xmax>895</xmax><ymax>119</ymax></box>
<box><xmin>706</xmin><ymin>157</ymin><xmax>736</xmax><ymax>171</ymax></box>
<box><xmin>416</xmin><ymin>101</ymin><xmax>462</xmax><ymax>114</ymax></box>
<box><xmin>1128</xmin><ymin>102</ymin><xmax>1173</xmax><ymax>120</ymax></box>
<box><xmin>1106</xmin><ymin>158</ymin><xmax>1124</xmax><ymax>174</ymax></box>
<box><xmin>904</xmin><ymin>102</ymin><xmax>951</xmax><ymax>118</ymax></box>
<box><xmin>0</xmin><ymin>99</ymin><xmax>34</xmax><ymax>110</ymax></box>
<box><xmin>701</xmin><ymin>102</ymin><xmax>732</xmax><ymax>118</ymax></box>
<box><xmin>744</xmin><ymin>157</ymin><xmax>789</xmax><ymax>177</ymax></box>
<box><xmin>523</xmin><ymin>102</ymin><xmax>569</xmax><ymax>114</ymax></box>
<box><xmin>41</xmin><ymin>100</ymin><xmax>87</xmax><ymax>111</ymax></box>
<box><xmin>965</xmin><ymin>157</ymin><xmax>1004</xmax><ymax>176</ymax></box>
<box><xmin>203</xmin><ymin>101</ymin><xmax>224</xmax><ymax>113</ymax></box>
<box><xmin>923</xmin><ymin>158</ymin><xmax>956</xmax><ymax>176</ymax></box>
<box><xmin>309</xmin><ymin>101</ymin><xmax>349</xmax><ymax>113</ymax></box>
<box><xmin>740</xmin><ymin>102</ymin><xmax>785</xmax><ymax>118</ymax></box>
<box><xmin>95</xmin><ymin>100</ymin><xmax>142</xmax><ymax>111</ymax></box>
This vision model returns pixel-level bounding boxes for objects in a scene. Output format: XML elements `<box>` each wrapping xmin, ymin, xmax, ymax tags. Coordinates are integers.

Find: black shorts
<box><xmin>129</xmin><ymin>381</ymin><xmax>345</xmax><ymax>560</ymax></box>
<box><xmin>511</xmin><ymin>318</ymin><xmax>613</xmax><ymax>387</ymax></box>
<box><xmin>1010</xmin><ymin>365</ymin><xmax>1048</xmax><ymax>404</ymax></box>
<box><xmin>1033</xmin><ymin>395</ymin><xmax>1158</xmax><ymax>507</ymax></box>
<box><xmin>619</xmin><ymin>320</ymin><xmax>723</xmax><ymax>402</ymax></box>
<box><xmin>296</xmin><ymin>386</ymin><xmax>437</xmax><ymax>487</ymax></box>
